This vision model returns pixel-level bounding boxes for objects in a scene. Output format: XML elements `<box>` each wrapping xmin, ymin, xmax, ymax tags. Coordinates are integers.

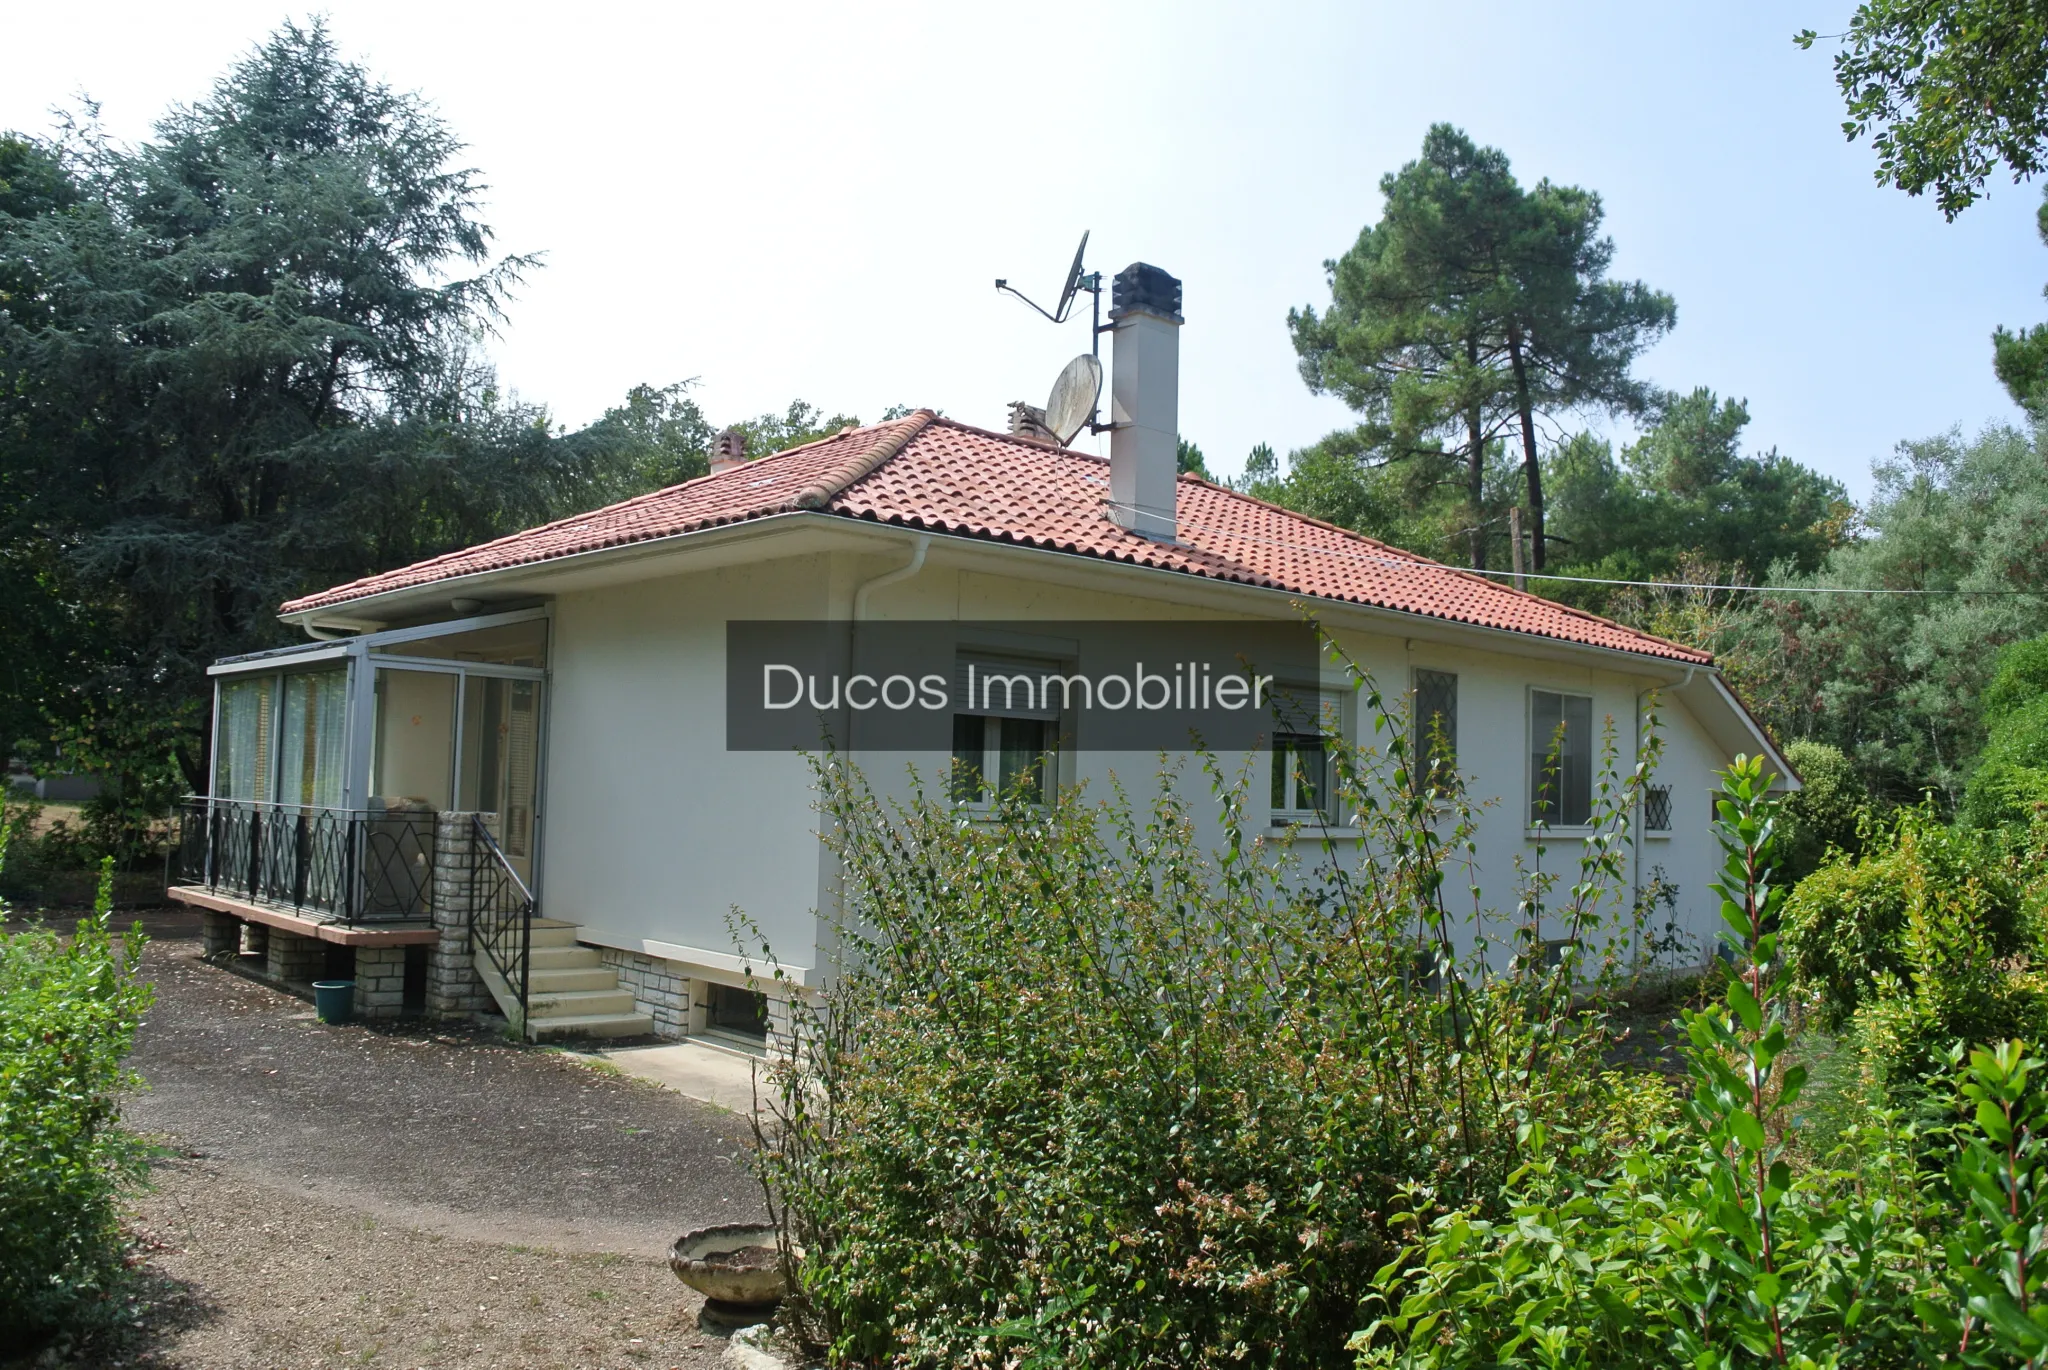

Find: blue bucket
<box><xmin>312</xmin><ymin>979</ymin><xmax>355</xmax><ymax>1024</ymax></box>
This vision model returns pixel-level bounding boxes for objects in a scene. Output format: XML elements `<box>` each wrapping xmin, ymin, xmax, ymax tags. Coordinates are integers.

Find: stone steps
<box><xmin>472</xmin><ymin>924</ymin><xmax>652</xmax><ymax>1042</ymax></box>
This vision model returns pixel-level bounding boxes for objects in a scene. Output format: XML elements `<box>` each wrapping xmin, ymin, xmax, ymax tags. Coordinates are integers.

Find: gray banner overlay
<box><xmin>725</xmin><ymin>620</ymin><xmax>1322</xmax><ymax>752</ymax></box>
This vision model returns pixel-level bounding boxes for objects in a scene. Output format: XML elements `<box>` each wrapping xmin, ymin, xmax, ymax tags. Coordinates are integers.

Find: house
<box><xmin>168</xmin><ymin>263</ymin><xmax>1789</xmax><ymax>1043</ymax></box>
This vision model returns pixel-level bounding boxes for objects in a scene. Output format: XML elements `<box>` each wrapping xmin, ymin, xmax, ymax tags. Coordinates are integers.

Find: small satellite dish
<box><xmin>1045</xmin><ymin>354</ymin><xmax>1103</xmax><ymax>446</ymax></box>
<box><xmin>1053</xmin><ymin>230</ymin><xmax>1091</xmax><ymax>323</ymax></box>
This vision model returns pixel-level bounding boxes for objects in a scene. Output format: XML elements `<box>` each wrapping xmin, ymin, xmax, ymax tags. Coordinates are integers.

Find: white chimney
<box><xmin>1107</xmin><ymin>262</ymin><xmax>1182</xmax><ymax>541</ymax></box>
<box><xmin>709</xmin><ymin>428</ymin><xmax>747</xmax><ymax>474</ymax></box>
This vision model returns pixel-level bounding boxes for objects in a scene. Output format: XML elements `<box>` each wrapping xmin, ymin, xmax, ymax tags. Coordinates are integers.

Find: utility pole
<box><xmin>1509</xmin><ymin>507</ymin><xmax>1526</xmax><ymax>593</ymax></box>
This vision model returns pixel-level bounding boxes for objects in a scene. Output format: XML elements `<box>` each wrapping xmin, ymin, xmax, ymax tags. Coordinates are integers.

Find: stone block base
<box><xmin>355</xmin><ymin>945</ymin><xmax>407</xmax><ymax>1019</ymax></box>
<box><xmin>600</xmin><ymin>949</ymin><xmax>691</xmax><ymax>1041</ymax></box>
<box><xmin>266</xmin><ymin>928</ymin><xmax>322</xmax><ymax>985</ymax></box>
<box><xmin>201</xmin><ymin>910</ymin><xmax>238</xmax><ymax>958</ymax></box>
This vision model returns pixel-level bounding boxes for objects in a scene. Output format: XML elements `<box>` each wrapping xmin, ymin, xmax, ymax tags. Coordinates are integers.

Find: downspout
<box><xmin>852</xmin><ymin>534</ymin><xmax>931</xmax><ymax>622</ymax></box>
<box><xmin>820</xmin><ymin>534</ymin><xmax>932</xmax><ymax>984</ymax></box>
<box><xmin>1635</xmin><ymin>663</ymin><xmax>1697</xmax><ymax>961</ymax></box>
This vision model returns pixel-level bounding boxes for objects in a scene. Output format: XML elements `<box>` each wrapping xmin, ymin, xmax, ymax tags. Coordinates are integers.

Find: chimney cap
<box><xmin>1110</xmin><ymin>262</ymin><xmax>1183</xmax><ymax>323</ymax></box>
<box><xmin>710</xmin><ymin>428</ymin><xmax>748</xmax><ymax>473</ymax></box>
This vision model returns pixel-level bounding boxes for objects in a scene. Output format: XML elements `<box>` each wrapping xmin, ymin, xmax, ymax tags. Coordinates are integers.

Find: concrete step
<box><xmin>528</xmin><ymin>965</ymin><xmax>618</xmax><ymax>994</ymax></box>
<box><xmin>528</xmin><ymin>987</ymin><xmax>637</xmax><ymax>1019</ymax></box>
<box><xmin>526</xmin><ymin>920</ymin><xmax>583</xmax><ymax>950</ymax></box>
<box><xmin>531</xmin><ymin>1011</ymin><xmax>655</xmax><ymax>1042</ymax></box>
<box><xmin>530</xmin><ymin>945</ymin><xmax>603</xmax><ymax>971</ymax></box>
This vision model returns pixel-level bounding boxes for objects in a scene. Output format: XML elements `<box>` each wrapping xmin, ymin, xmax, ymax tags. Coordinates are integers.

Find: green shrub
<box><xmin>1978</xmin><ymin>631</ymin><xmax>2048</xmax><ymax>732</ymax></box>
<box><xmin>1782</xmin><ymin>808</ymin><xmax>2023</xmax><ymax>1031</ymax></box>
<box><xmin>1965</xmin><ymin>695</ymin><xmax>2048</xmax><ymax>832</ymax></box>
<box><xmin>1355</xmin><ymin>761</ymin><xmax>2048</xmax><ymax>1369</ymax></box>
<box><xmin>750</xmin><ymin>652</ymin><xmax>1673</xmax><ymax>1368</ymax></box>
<box><xmin>0</xmin><ymin>849</ymin><xmax>153</xmax><ymax>1346</ymax></box>
<box><xmin>1777</xmin><ymin>739</ymin><xmax>1869</xmax><ymax>879</ymax></box>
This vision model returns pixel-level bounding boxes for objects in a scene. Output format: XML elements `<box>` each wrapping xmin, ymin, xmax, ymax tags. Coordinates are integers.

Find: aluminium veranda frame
<box><xmin>203</xmin><ymin>606</ymin><xmax>553</xmax><ymax>845</ymax></box>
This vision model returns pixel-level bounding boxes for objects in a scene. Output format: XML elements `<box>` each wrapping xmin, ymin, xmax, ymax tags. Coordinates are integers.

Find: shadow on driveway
<box><xmin>122</xmin><ymin>918</ymin><xmax>765</xmax><ymax>1257</ymax></box>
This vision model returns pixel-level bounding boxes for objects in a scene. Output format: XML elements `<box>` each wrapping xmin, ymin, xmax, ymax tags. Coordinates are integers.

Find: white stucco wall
<box><xmin>532</xmin><ymin>543</ymin><xmax>1758</xmax><ymax>988</ymax></box>
<box><xmin>541</xmin><ymin>556</ymin><xmax>832</xmax><ymax>981</ymax></box>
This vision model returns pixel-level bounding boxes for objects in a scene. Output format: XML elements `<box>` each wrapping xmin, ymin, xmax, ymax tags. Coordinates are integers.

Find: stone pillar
<box><xmin>266</xmin><ymin>928</ymin><xmax>323</xmax><ymax>984</ymax></box>
<box><xmin>201</xmin><ymin>910</ymin><xmax>238</xmax><ymax>958</ymax></box>
<box><xmin>354</xmin><ymin>945</ymin><xmax>407</xmax><ymax>1020</ymax></box>
<box><xmin>426</xmin><ymin>811</ymin><xmax>497</xmax><ymax>1020</ymax></box>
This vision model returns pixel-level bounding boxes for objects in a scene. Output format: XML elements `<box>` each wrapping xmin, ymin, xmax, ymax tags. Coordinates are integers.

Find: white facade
<box><xmin>515</xmin><ymin>526</ymin><xmax>1772</xmax><ymax>1002</ymax></box>
<box><xmin>212</xmin><ymin>514</ymin><xmax>1784</xmax><ymax>1037</ymax></box>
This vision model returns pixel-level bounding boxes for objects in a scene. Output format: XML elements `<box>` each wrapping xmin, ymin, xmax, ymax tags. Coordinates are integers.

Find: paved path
<box><xmin>123</xmin><ymin>913</ymin><xmax>765</xmax><ymax>1258</ymax></box>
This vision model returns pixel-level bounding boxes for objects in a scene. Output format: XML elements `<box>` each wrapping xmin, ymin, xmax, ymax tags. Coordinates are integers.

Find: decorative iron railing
<box><xmin>468</xmin><ymin>815</ymin><xmax>534</xmax><ymax>1035</ymax></box>
<box><xmin>176</xmin><ymin>797</ymin><xmax>435</xmax><ymax>923</ymax></box>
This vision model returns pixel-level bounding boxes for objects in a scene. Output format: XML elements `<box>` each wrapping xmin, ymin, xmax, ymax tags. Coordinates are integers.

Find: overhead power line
<box><xmin>1097</xmin><ymin>499</ymin><xmax>2040</xmax><ymax>599</ymax></box>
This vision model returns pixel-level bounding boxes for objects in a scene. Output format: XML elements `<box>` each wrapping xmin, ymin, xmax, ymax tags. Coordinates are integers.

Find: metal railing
<box><xmin>468</xmin><ymin>815</ymin><xmax>534</xmax><ymax>1035</ymax></box>
<box><xmin>176</xmin><ymin>797</ymin><xmax>435</xmax><ymax>923</ymax></box>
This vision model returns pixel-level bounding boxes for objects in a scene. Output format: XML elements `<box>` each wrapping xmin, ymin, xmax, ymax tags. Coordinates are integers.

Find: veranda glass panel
<box><xmin>215</xmin><ymin>676</ymin><xmax>274</xmax><ymax>800</ymax></box>
<box><xmin>277</xmin><ymin>670</ymin><xmax>347</xmax><ymax>809</ymax></box>
<box><xmin>460</xmin><ymin>675</ymin><xmax>541</xmax><ymax>864</ymax></box>
<box><xmin>372</xmin><ymin>668</ymin><xmax>456</xmax><ymax>811</ymax></box>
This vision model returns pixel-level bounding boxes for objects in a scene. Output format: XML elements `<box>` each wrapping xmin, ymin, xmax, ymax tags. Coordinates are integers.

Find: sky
<box><xmin>5</xmin><ymin>1</ymin><xmax>2043</xmax><ymax>498</ymax></box>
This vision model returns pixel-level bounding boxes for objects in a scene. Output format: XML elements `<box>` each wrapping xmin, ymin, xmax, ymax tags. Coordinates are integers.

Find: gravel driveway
<box><xmin>25</xmin><ymin>908</ymin><xmax>770</xmax><ymax>1368</ymax></box>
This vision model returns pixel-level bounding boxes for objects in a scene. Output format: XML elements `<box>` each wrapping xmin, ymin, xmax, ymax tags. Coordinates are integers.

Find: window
<box><xmin>1644</xmin><ymin>784</ymin><xmax>1673</xmax><ymax>833</ymax></box>
<box><xmin>951</xmin><ymin>715</ymin><xmax>1053</xmax><ymax>804</ymax></box>
<box><xmin>1272</xmin><ymin>733</ymin><xmax>1330</xmax><ymax>821</ymax></box>
<box><xmin>1269</xmin><ymin>681</ymin><xmax>1339</xmax><ymax>824</ymax></box>
<box><xmin>706</xmin><ymin>982</ymin><xmax>768</xmax><ymax>1040</ymax></box>
<box><xmin>1412</xmin><ymin>669</ymin><xmax>1457</xmax><ymax>789</ymax></box>
<box><xmin>951</xmin><ymin>654</ymin><xmax>1061</xmax><ymax>806</ymax></box>
<box><xmin>1529</xmin><ymin>689</ymin><xmax>1594</xmax><ymax>828</ymax></box>
<box><xmin>216</xmin><ymin>676</ymin><xmax>275</xmax><ymax>801</ymax></box>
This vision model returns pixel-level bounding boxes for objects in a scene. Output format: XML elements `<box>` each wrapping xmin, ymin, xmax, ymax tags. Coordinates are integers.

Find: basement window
<box><xmin>706</xmin><ymin>982</ymin><xmax>768</xmax><ymax>1040</ymax></box>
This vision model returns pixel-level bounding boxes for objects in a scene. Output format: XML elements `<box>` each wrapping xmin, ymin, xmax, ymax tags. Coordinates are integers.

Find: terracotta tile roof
<box><xmin>280</xmin><ymin>411</ymin><xmax>1710</xmax><ymax>665</ymax></box>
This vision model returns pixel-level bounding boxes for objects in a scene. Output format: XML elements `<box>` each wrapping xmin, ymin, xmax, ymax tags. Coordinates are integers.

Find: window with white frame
<box><xmin>1271</xmin><ymin>732</ymin><xmax>1331</xmax><ymax>821</ymax></box>
<box><xmin>1529</xmin><ymin>688</ymin><xmax>1594</xmax><ymax>828</ymax></box>
<box><xmin>950</xmin><ymin>654</ymin><xmax>1061</xmax><ymax>806</ymax></box>
<box><xmin>1412</xmin><ymin>668</ymin><xmax>1458</xmax><ymax>790</ymax></box>
<box><xmin>1270</xmin><ymin>681</ymin><xmax>1338</xmax><ymax>823</ymax></box>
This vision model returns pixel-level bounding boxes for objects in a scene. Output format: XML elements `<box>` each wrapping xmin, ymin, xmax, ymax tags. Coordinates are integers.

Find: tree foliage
<box><xmin>1709</xmin><ymin>421</ymin><xmax>2048</xmax><ymax>809</ymax></box>
<box><xmin>1544</xmin><ymin>388</ymin><xmax>1851</xmax><ymax>600</ymax></box>
<box><xmin>0</xmin><ymin>22</ymin><xmax>629</xmax><ymax>790</ymax></box>
<box><xmin>1288</xmin><ymin>124</ymin><xmax>1673</xmax><ymax>570</ymax></box>
<box><xmin>1800</xmin><ymin>1</ymin><xmax>2048</xmax><ymax>218</ymax></box>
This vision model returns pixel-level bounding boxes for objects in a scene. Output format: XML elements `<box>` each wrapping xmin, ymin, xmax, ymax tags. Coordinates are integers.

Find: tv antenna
<box><xmin>995</xmin><ymin>231</ymin><xmax>1113</xmax><ymax>443</ymax></box>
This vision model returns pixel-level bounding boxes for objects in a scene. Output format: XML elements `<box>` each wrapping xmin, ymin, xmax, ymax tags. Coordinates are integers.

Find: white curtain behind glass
<box><xmin>217</xmin><ymin>678</ymin><xmax>273</xmax><ymax>800</ymax></box>
<box><xmin>278</xmin><ymin>671</ymin><xmax>347</xmax><ymax>808</ymax></box>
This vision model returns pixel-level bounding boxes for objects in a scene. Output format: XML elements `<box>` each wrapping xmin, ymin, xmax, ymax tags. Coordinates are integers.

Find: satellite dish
<box><xmin>1052</xmin><ymin>230</ymin><xmax>1091</xmax><ymax>323</ymax></box>
<box><xmin>1045</xmin><ymin>354</ymin><xmax>1103</xmax><ymax>446</ymax></box>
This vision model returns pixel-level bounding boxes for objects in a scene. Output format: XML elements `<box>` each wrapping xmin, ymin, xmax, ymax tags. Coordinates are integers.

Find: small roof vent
<box><xmin>710</xmin><ymin>428</ymin><xmax>747</xmax><ymax>474</ymax></box>
<box><xmin>1007</xmin><ymin>401</ymin><xmax>1055</xmax><ymax>444</ymax></box>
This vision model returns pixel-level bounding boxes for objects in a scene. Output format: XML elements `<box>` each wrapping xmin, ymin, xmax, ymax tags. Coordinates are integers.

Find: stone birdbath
<box><xmin>670</xmin><ymin>1222</ymin><xmax>793</xmax><ymax>1333</ymax></box>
